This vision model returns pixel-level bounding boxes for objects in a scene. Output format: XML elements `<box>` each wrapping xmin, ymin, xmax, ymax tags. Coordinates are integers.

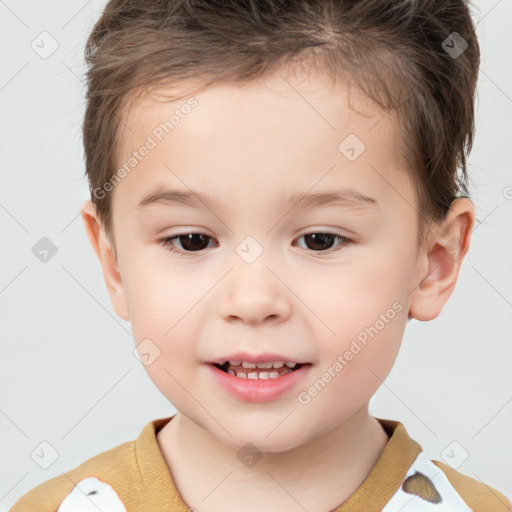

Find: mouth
<box><xmin>207</xmin><ymin>359</ymin><xmax>312</xmax><ymax>402</ymax></box>
<box><xmin>211</xmin><ymin>361</ymin><xmax>306</xmax><ymax>380</ymax></box>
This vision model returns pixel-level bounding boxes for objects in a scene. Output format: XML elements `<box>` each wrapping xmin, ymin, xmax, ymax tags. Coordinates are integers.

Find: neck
<box><xmin>157</xmin><ymin>405</ymin><xmax>389</xmax><ymax>512</ymax></box>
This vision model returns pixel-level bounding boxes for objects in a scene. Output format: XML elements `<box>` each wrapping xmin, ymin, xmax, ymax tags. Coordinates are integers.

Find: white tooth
<box><xmin>256</xmin><ymin>362</ymin><xmax>273</xmax><ymax>369</ymax></box>
<box><xmin>247</xmin><ymin>371</ymin><xmax>258</xmax><ymax>379</ymax></box>
<box><xmin>272</xmin><ymin>361</ymin><xmax>284</xmax><ymax>368</ymax></box>
<box><xmin>218</xmin><ymin>361</ymin><xmax>226</xmax><ymax>365</ymax></box>
<box><xmin>269</xmin><ymin>371</ymin><xmax>280</xmax><ymax>379</ymax></box>
<box><xmin>242</xmin><ymin>362</ymin><xmax>256</xmax><ymax>369</ymax></box>
<box><xmin>227</xmin><ymin>369</ymin><xmax>236</xmax><ymax>375</ymax></box>
<box><xmin>229</xmin><ymin>360</ymin><xmax>241</xmax><ymax>366</ymax></box>
<box><xmin>258</xmin><ymin>372</ymin><xmax>270</xmax><ymax>379</ymax></box>
<box><xmin>281</xmin><ymin>368</ymin><xmax>293</xmax><ymax>375</ymax></box>
<box><xmin>285</xmin><ymin>362</ymin><xmax>297</xmax><ymax>368</ymax></box>
<box><xmin>236</xmin><ymin>371</ymin><xmax>247</xmax><ymax>378</ymax></box>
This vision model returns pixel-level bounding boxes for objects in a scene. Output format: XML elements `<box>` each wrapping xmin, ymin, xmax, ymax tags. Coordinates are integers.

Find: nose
<box><xmin>216</xmin><ymin>259</ymin><xmax>292</xmax><ymax>326</ymax></box>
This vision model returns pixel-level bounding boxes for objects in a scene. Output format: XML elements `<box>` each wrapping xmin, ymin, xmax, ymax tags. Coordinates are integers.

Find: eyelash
<box><xmin>158</xmin><ymin>231</ymin><xmax>355</xmax><ymax>257</ymax></box>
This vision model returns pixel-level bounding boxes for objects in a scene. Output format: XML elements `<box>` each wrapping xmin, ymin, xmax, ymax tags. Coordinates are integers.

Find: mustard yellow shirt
<box><xmin>10</xmin><ymin>415</ymin><xmax>511</xmax><ymax>512</ymax></box>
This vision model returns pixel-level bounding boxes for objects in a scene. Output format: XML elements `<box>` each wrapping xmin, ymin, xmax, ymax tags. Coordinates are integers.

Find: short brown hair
<box><xmin>82</xmin><ymin>0</ymin><xmax>480</xmax><ymax>252</ymax></box>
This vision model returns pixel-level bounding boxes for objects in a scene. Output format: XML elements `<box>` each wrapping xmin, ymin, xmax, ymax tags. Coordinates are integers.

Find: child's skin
<box><xmin>82</xmin><ymin>67</ymin><xmax>474</xmax><ymax>512</ymax></box>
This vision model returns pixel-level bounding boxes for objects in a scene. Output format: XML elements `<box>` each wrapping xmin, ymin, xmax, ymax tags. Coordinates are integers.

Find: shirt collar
<box><xmin>135</xmin><ymin>415</ymin><xmax>423</xmax><ymax>510</ymax></box>
<box><xmin>332</xmin><ymin>417</ymin><xmax>423</xmax><ymax>511</ymax></box>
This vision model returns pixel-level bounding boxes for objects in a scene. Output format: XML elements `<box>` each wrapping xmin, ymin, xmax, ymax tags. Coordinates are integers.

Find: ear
<box><xmin>409</xmin><ymin>197</ymin><xmax>475</xmax><ymax>321</ymax></box>
<box><xmin>81</xmin><ymin>200</ymin><xmax>130</xmax><ymax>322</ymax></box>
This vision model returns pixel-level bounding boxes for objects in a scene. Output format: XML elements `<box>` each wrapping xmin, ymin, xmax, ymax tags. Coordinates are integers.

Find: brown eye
<box><xmin>174</xmin><ymin>233</ymin><xmax>212</xmax><ymax>251</ymax></box>
<box><xmin>296</xmin><ymin>232</ymin><xmax>354</xmax><ymax>255</ymax></box>
<box><xmin>302</xmin><ymin>233</ymin><xmax>336</xmax><ymax>251</ymax></box>
<box><xmin>160</xmin><ymin>233</ymin><xmax>216</xmax><ymax>256</ymax></box>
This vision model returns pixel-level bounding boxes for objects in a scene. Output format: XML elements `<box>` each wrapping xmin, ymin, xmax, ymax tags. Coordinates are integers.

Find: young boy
<box><xmin>11</xmin><ymin>0</ymin><xmax>511</xmax><ymax>511</ymax></box>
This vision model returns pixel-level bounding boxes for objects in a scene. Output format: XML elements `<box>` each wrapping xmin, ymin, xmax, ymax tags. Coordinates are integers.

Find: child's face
<box><xmin>87</xmin><ymin>70</ymin><xmax>435</xmax><ymax>450</ymax></box>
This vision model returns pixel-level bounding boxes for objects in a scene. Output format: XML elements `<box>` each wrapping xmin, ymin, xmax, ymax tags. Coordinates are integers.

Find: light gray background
<box><xmin>1</xmin><ymin>0</ymin><xmax>511</xmax><ymax>509</ymax></box>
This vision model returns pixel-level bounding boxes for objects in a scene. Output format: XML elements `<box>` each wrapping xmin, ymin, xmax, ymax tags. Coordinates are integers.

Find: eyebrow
<box><xmin>136</xmin><ymin>186</ymin><xmax>378</xmax><ymax>212</ymax></box>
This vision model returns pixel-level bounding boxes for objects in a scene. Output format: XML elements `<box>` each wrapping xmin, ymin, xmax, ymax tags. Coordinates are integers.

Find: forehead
<box><xmin>114</xmin><ymin>70</ymin><xmax>409</xmax><ymax>213</ymax></box>
<box><xmin>121</xmin><ymin>68</ymin><xmax>401</xmax><ymax>151</ymax></box>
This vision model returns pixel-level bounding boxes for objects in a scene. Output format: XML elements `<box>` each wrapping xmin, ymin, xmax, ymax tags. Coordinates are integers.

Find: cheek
<box><xmin>311</xmin><ymin>245</ymin><xmax>411</xmax><ymax>384</ymax></box>
<box><xmin>309</xmin><ymin>310</ymin><xmax>406</xmax><ymax>421</ymax></box>
<box><xmin>123</xmin><ymin>259</ymin><xmax>207</xmax><ymax>367</ymax></box>
<box><xmin>121</xmin><ymin>257</ymin><xmax>192</xmax><ymax>336</ymax></box>
<box><xmin>311</xmin><ymin>252</ymin><xmax>411</xmax><ymax>336</ymax></box>
<box><xmin>125</xmin><ymin>264</ymin><xmax>204</xmax><ymax>405</ymax></box>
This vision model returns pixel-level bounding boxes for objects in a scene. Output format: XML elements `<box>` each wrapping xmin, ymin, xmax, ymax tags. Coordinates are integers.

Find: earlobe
<box><xmin>81</xmin><ymin>200</ymin><xmax>130</xmax><ymax>322</ymax></box>
<box><xmin>408</xmin><ymin>198</ymin><xmax>475</xmax><ymax>322</ymax></box>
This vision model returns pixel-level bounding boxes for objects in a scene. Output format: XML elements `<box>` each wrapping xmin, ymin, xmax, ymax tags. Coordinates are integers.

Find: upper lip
<box><xmin>208</xmin><ymin>352</ymin><xmax>310</xmax><ymax>365</ymax></box>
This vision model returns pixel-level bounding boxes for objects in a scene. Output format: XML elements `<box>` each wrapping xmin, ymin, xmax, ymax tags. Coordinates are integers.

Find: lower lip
<box><xmin>207</xmin><ymin>363</ymin><xmax>311</xmax><ymax>402</ymax></box>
